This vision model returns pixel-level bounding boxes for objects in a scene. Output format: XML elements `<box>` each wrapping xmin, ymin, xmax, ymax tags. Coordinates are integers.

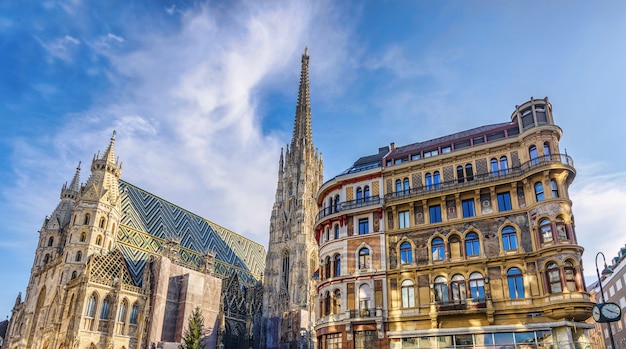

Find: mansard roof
<box><xmin>117</xmin><ymin>180</ymin><xmax>266</xmax><ymax>286</ymax></box>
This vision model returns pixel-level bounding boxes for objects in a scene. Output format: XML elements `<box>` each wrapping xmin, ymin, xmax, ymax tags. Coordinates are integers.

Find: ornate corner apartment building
<box><xmin>313</xmin><ymin>97</ymin><xmax>595</xmax><ymax>349</ymax></box>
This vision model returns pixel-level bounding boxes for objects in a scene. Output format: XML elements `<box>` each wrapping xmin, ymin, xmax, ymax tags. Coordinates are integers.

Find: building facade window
<box><xmin>358</xmin><ymin>247</ymin><xmax>370</xmax><ymax>269</ymax></box>
<box><xmin>546</xmin><ymin>262</ymin><xmax>562</xmax><ymax>293</ymax></box>
<box><xmin>556</xmin><ymin>217</ymin><xmax>568</xmax><ymax>241</ymax></box>
<box><xmin>75</xmin><ymin>251</ymin><xmax>82</xmax><ymax>262</ymax></box>
<box><xmin>403</xmin><ymin>178</ymin><xmax>410</xmax><ymax>194</ymax></box>
<box><xmin>400</xmin><ymin>242</ymin><xmax>412</xmax><ymax>264</ymax></box>
<box><xmin>465</xmin><ymin>164</ymin><xmax>474</xmax><ymax>181</ymax></box>
<box><xmin>282</xmin><ymin>252</ymin><xmax>290</xmax><ymax>290</ymax></box>
<box><xmin>334</xmin><ymin>254</ymin><xmax>341</xmax><ymax>277</ymax></box>
<box><xmin>507</xmin><ymin>268</ymin><xmax>525</xmax><ymax>299</ymax></box>
<box><xmin>564</xmin><ymin>261</ymin><xmax>577</xmax><ymax>291</ymax></box>
<box><xmin>395</xmin><ymin>180</ymin><xmax>402</xmax><ymax>195</ymax></box>
<box><xmin>357</xmin><ymin>187</ymin><xmax>363</xmax><ymax>202</ymax></box>
<box><xmin>333</xmin><ymin>289</ymin><xmax>341</xmax><ymax>314</ymax></box>
<box><xmin>86</xmin><ymin>294</ymin><xmax>97</xmax><ymax>317</ymax></box>
<box><xmin>465</xmin><ymin>233</ymin><xmax>480</xmax><ymax>256</ymax></box>
<box><xmin>433</xmin><ymin>171</ymin><xmax>441</xmax><ymax>189</ymax></box>
<box><xmin>432</xmin><ymin>237</ymin><xmax>445</xmax><ymax>261</ymax></box>
<box><xmin>434</xmin><ymin>276</ymin><xmax>449</xmax><ymax>303</ymax></box>
<box><xmin>457</xmin><ymin>166</ymin><xmax>465</xmax><ymax>183</ymax></box>
<box><xmin>550</xmin><ymin>179</ymin><xmax>559</xmax><ymax>198</ymax></box>
<box><xmin>451</xmin><ymin>274</ymin><xmax>467</xmax><ymax>303</ymax></box>
<box><xmin>529</xmin><ymin>145</ymin><xmax>538</xmax><ymax>165</ymax></box>
<box><xmin>364</xmin><ymin>186</ymin><xmax>370</xmax><ymax>200</ymax></box>
<box><xmin>100</xmin><ymin>296</ymin><xmax>111</xmax><ymax>320</ymax></box>
<box><xmin>535</xmin><ymin>182</ymin><xmax>544</xmax><ymax>202</ymax></box>
<box><xmin>130</xmin><ymin>303</ymin><xmax>139</xmax><ymax>325</ymax></box>
<box><xmin>540</xmin><ymin>219</ymin><xmax>553</xmax><ymax>243</ymax></box>
<box><xmin>334</xmin><ymin>224</ymin><xmax>340</xmax><ymax>239</ymax></box>
<box><xmin>334</xmin><ymin>194</ymin><xmax>340</xmax><ymax>212</ymax></box>
<box><xmin>326</xmin><ymin>333</ymin><xmax>342</xmax><ymax>349</ymax></box>
<box><xmin>80</xmin><ymin>233</ymin><xmax>86</xmax><ymax>242</ymax></box>
<box><xmin>500</xmin><ymin>156</ymin><xmax>509</xmax><ymax>174</ymax></box>
<box><xmin>469</xmin><ymin>272</ymin><xmax>485</xmax><ymax>300</ymax></box>
<box><xmin>491</xmin><ymin>158</ymin><xmax>499</xmax><ymax>176</ymax></box>
<box><xmin>118</xmin><ymin>299</ymin><xmax>128</xmax><ymax>323</ymax></box>
<box><xmin>425</xmin><ymin>173</ymin><xmax>433</xmax><ymax>190</ymax></box>
<box><xmin>47</xmin><ymin>237</ymin><xmax>54</xmax><ymax>247</ymax></box>
<box><xmin>84</xmin><ymin>214</ymin><xmax>90</xmax><ymax>225</ymax></box>
<box><xmin>401</xmin><ymin>280</ymin><xmax>415</xmax><ymax>308</ymax></box>
<box><xmin>398</xmin><ymin>210</ymin><xmax>409</xmax><ymax>229</ymax></box>
<box><xmin>325</xmin><ymin>257</ymin><xmax>331</xmax><ymax>279</ymax></box>
<box><xmin>462</xmin><ymin>199</ymin><xmax>475</xmax><ymax>218</ymax></box>
<box><xmin>502</xmin><ymin>226</ymin><xmax>518</xmax><ymax>251</ymax></box>
<box><xmin>543</xmin><ymin>142</ymin><xmax>551</xmax><ymax>160</ymax></box>
<box><xmin>358</xmin><ymin>218</ymin><xmax>369</xmax><ymax>235</ymax></box>
<box><xmin>497</xmin><ymin>192</ymin><xmax>512</xmax><ymax>211</ymax></box>
<box><xmin>429</xmin><ymin>205</ymin><xmax>442</xmax><ymax>223</ymax></box>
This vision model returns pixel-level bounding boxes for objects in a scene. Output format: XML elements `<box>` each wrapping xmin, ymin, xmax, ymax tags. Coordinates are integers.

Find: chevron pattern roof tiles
<box><xmin>117</xmin><ymin>181</ymin><xmax>266</xmax><ymax>286</ymax></box>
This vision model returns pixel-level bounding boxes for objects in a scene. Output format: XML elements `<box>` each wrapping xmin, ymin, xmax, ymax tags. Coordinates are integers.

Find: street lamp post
<box><xmin>596</xmin><ymin>251</ymin><xmax>616</xmax><ymax>349</ymax></box>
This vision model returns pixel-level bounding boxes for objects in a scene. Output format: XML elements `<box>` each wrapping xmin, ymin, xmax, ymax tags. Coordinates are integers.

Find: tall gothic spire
<box><xmin>60</xmin><ymin>162</ymin><xmax>81</xmax><ymax>200</ymax></box>
<box><xmin>291</xmin><ymin>47</ymin><xmax>312</xmax><ymax>150</ymax></box>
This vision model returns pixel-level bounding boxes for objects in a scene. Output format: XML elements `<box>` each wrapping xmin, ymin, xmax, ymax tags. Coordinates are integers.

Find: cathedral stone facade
<box><xmin>262</xmin><ymin>48</ymin><xmax>323</xmax><ymax>349</ymax></box>
<box><xmin>4</xmin><ymin>133</ymin><xmax>266</xmax><ymax>349</ymax></box>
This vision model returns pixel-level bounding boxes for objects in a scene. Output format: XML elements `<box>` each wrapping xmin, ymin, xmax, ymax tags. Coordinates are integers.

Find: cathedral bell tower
<box><xmin>263</xmin><ymin>48</ymin><xmax>323</xmax><ymax>349</ymax></box>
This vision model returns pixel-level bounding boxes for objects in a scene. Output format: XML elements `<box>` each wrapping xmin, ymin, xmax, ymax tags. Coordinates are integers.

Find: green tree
<box><xmin>179</xmin><ymin>307</ymin><xmax>206</xmax><ymax>349</ymax></box>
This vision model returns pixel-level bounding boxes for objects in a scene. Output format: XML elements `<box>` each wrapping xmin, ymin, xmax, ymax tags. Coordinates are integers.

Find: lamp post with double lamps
<box><xmin>595</xmin><ymin>251</ymin><xmax>616</xmax><ymax>349</ymax></box>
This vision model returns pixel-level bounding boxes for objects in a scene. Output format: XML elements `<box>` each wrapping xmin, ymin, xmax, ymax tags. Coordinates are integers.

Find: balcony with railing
<box><xmin>385</xmin><ymin>154</ymin><xmax>574</xmax><ymax>203</ymax></box>
<box><xmin>436</xmin><ymin>298</ymin><xmax>487</xmax><ymax>313</ymax></box>
<box><xmin>316</xmin><ymin>196</ymin><xmax>381</xmax><ymax>221</ymax></box>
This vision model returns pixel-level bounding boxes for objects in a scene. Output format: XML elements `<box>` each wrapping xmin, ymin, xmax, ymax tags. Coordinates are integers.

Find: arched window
<box><xmin>111</xmin><ymin>224</ymin><xmax>116</xmax><ymax>235</ymax></box>
<box><xmin>100</xmin><ymin>296</ymin><xmax>111</xmax><ymax>320</ymax></box>
<box><xmin>434</xmin><ymin>276</ymin><xmax>449</xmax><ymax>304</ymax></box>
<box><xmin>395</xmin><ymin>180</ymin><xmax>402</xmax><ymax>196</ymax></box>
<box><xmin>85</xmin><ymin>294</ymin><xmax>97</xmax><ymax>317</ymax></box>
<box><xmin>333</xmin><ymin>289</ymin><xmax>341</xmax><ymax>314</ymax></box>
<box><xmin>400</xmin><ymin>242</ymin><xmax>412</xmax><ymax>264</ymax></box>
<box><xmin>543</xmin><ymin>142</ymin><xmax>551</xmax><ymax>160</ymax></box>
<box><xmin>425</xmin><ymin>173</ymin><xmax>433</xmax><ymax>190</ymax></box>
<box><xmin>328</xmin><ymin>198</ymin><xmax>333</xmax><ymax>213</ymax></box>
<box><xmin>358</xmin><ymin>247</ymin><xmax>370</xmax><ymax>269</ymax></box>
<box><xmin>540</xmin><ymin>219</ymin><xmax>553</xmax><ymax>243</ymax></box>
<box><xmin>359</xmin><ymin>284</ymin><xmax>371</xmax><ymax>314</ymax></box>
<box><xmin>546</xmin><ymin>262</ymin><xmax>562</xmax><ymax>293</ymax></box>
<box><xmin>324</xmin><ymin>291</ymin><xmax>331</xmax><ymax>316</ymax></box>
<box><xmin>83</xmin><ymin>214</ymin><xmax>90</xmax><ymax>225</ymax></box>
<box><xmin>502</xmin><ymin>226</ymin><xmax>518</xmax><ymax>251</ymax></box>
<box><xmin>432</xmin><ymin>238</ymin><xmax>444</xmax><ymax>261</ymax></box>
<box><xmin>99</xmin><ymin>217</ymin><xmax>105</xmax><ymax>229</ymax></box>
<box><xmin>325</xmin><ymin>256</ymin><xmax>331</xmax><ymax>279</ymax></box>
<box><xmin>529</xmin><ymin>145</ymin><xmax>538</xmax><ymax>165</ymax></box>
<box><xmin>500</xmin><ymin>156</ymin><xmax>509</xmax><ymax>175</ymax></box>
<box><xmin>556</xmin><ymin>217</ymin><xmax>568</xmax><ymax>241</ymax></box>
<box><xmin>95</xmin><ymin>235</ymin><xmax>102</xmax><ymax>246</ymax></box>
<box><xmin>118</xmin><ymin>299</ymin><xmax>128</xmax><ymax>322</ymax></box>
<box><xmin>363</xmin><ymin>186</ymin><xmax>370</xmax><ymax>200</ymax></box>
<box><xmin>401</xmin><ymin>280</ymin><xmax>415</xmax><ymax>308</ymax></box>
<box><xmin>130</xmin><ymin>303</ymin><xmax>139</xmax><ymax>325</ymax></box>
<box><xmin>433</xmin><ymin>171</ymin><xmax>441</xmax><ymax>189</ymax></box>
<box><xmin>564</xmin><ymin>261</ymin><xmax>577</xmax><ymax>292</ymax></box>
<box><xmin>550</xmin><ymin>179</ymin><xmax>559</xmax><ymax>198</ymax></box>
<box><xmin>507</xmin><ymin>268</ymin><xmax>525</xmax><ymax>299</ymax></box>
<box><xmin>534</xmin><ymin>182</ymin><xmax>544</xmax><ymax>202</ymax></box>
<box><xmin>47</xmin><ymin>236</ymin><xmax>54</xmax><ymax>247</ymax></box>
<box><xmin>356</xmin><ymin>187</ymin><xmax>363</xmax><ymax>202</ymax></box>
<box><xmin>465</xmin><ymin>233</ymin><xmax>480</xmax><ymax>256</ymax></box>
<box><xmin>457</xmin><ymin>166</ymin><xmax>465</xmax><ymax>183</ymax></box>
<box><xmin>465</xmin><ymin>164</ymin><xmax>474</xmax><ymax>181</ymax></box>
<box><xmin>334</xmin><ymin>194</ymin><xmax>340</xmax><ymax>212</ymax></box>
<box><xmin>451</xmin><ymin>274</ymin><xmax>467</xmax><ymax>304</ymax></box>
<box><xmin>334</xmin><ymin>254</ymin><xmax>341</xmax><ymax>277</ymax></box>
<box><xmin>403</xmin><ymin>178</ymin><xmax>410</xmax><ymax>194</ymax></box>
<box><xmin>324</xmin><ymin>227</ymin><xmax>330</xmax><ymax>242</ymax></box>
<box><xmin>75</xmin><ymin>251</ymin><xmax>82</xmax><ymax>262</ymax></box>
<box><xmin>491</xmin><ymin>158</ymin><xmax>499</xmax><ymax>176</ymax></box>
<box><xmin>43</xmin><ymin>254</ymin><xmax>50</xmax><ymax>264</ymax></box>
<box><xmin>79</xmin><ymin>233</ymin><xmax>86</xmax><ymax>242</ymax></box>
<box><xmin>469</xmin><ymin>272</ymin><xmax>485</xmax><ymax>300</ymax></box>
<box><xmin>334</xmin><ymin>224</ymin><xmax>340</xmax><ymax>240</ymax></box>
<box><xmin>71</xmin><ymin>271</ymin><xmax>77</xmax><ymax>279</ymax></box>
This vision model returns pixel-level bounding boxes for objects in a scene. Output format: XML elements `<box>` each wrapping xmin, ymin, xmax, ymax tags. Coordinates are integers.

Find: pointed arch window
<box><xmin>400</xmin><ymin>242</ymin><xmax>412</xmax><ymax>264</ymax></box>
<box><xmin>282</xmin><ymin>252</ymin><xmax>290</xmax><ymax>290</ymax></box>
<box><xmin>469</xmin><ymin>272</ymin><xmax>485</xmax><ymax>300</ymax></box>
<box><xmin>465</xmin><ymin>233</ymin><xmax>480</xmax><ymax>256</ymax></box>
<box><xmin>130</xmin><ymin>303</ymin><xmax>139</xmax><ymax>325</ymax></box>
<box><xmin>100</xmin><ymin>296</ymin><xmax>111</xmax><ymax>320</ymax></box>
<box><xmin>358</xmin><ymin>247</ymin><xmax>370</xmax><ymax>270</ymax></box>
<box><xmin>99</xmin><ymin>217</ymin><xmax>106</xmax><ymax>229</ymax></box>
<box><xmin>333</xmin><ymin>254</ymin><xmax>341</xmax><ymax>277</ymax></box>
<box><xmin>47</xmin><ymin>236</ymin><xmax>54</xmax><ymax>247</ymax></box>
<box><xmin>86</xmin><ymin>294</ymin><xmax>97</xmax><ymax>317</ymax></box>
<box><xmin>83</xmin><ymin>214</ymin><xmax>90</xmax><ymax>225</ymax></box>
<box><xmin>80</xmin><ymin>233</ymin><xmax>86</xmax><ymax>242</ymax></box>
<box><xmin>71</xmin><ymin>271</ymin><xmax>77</xmax><ymax>279</ymax></box>
<box><xmin>507</xmin><ymin>268</ymin><xmax>525</xmax><ymax>299</ymax></box>
<box><xmin>75</xmin><ymin>251</ymin><xmax>82</xmax><ymax>262</ymax></box>
<box><xmin>401</xmin><ymin>280</ymin><xmax>415</xmax><ymax>308</ymax></box>
<box><xmin>43</xmin><ymin>254</ymin><xmax>50</xmax><ymax>264</ymax></box>
<box><xmin>96</xmin><ymin>235</ymin><xmax>103</xmax><ymax>246</ymax></box>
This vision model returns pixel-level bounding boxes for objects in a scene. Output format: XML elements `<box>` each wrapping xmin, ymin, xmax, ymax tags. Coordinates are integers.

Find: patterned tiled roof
<box><xmin>117</xmin><ymin>180</ymin><xmax>266</xmax><ymax>286</ymax></box>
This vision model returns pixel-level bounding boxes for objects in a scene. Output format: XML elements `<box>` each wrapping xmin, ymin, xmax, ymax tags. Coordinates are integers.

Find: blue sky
<box><xmin>2</xmin><ymin>0</ymin><xmax>626</xmax><ymax>318</ymax></box>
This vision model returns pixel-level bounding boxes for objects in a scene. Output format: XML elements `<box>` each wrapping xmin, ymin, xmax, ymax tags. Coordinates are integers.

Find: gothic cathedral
<box><xmin>262</xmin><ymin>48</ymin><xmax>323</xmax><ymax>349</ymax></box>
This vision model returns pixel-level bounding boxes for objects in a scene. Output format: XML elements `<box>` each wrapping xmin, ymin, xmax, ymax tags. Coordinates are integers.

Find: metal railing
<box><xmin>316</xmin><ymin>196</ymin><xmax>381</xmax><ymax>220</ymax></box>
<box><xmin>385</xmin><ymin>154</ymin><xmax>573</xmax><ymax>203</ymax></box>
<box><xmin>436</xmin><ymin>298</ymin><xmax>487</xmax><ymax>311</ymax></box>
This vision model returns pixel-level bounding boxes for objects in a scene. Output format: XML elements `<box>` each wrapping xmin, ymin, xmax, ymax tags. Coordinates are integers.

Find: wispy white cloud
<box><xmin>37</xmin><ymin>35</ymin><xmax>81</xmax><ymax>63</ymax></box>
